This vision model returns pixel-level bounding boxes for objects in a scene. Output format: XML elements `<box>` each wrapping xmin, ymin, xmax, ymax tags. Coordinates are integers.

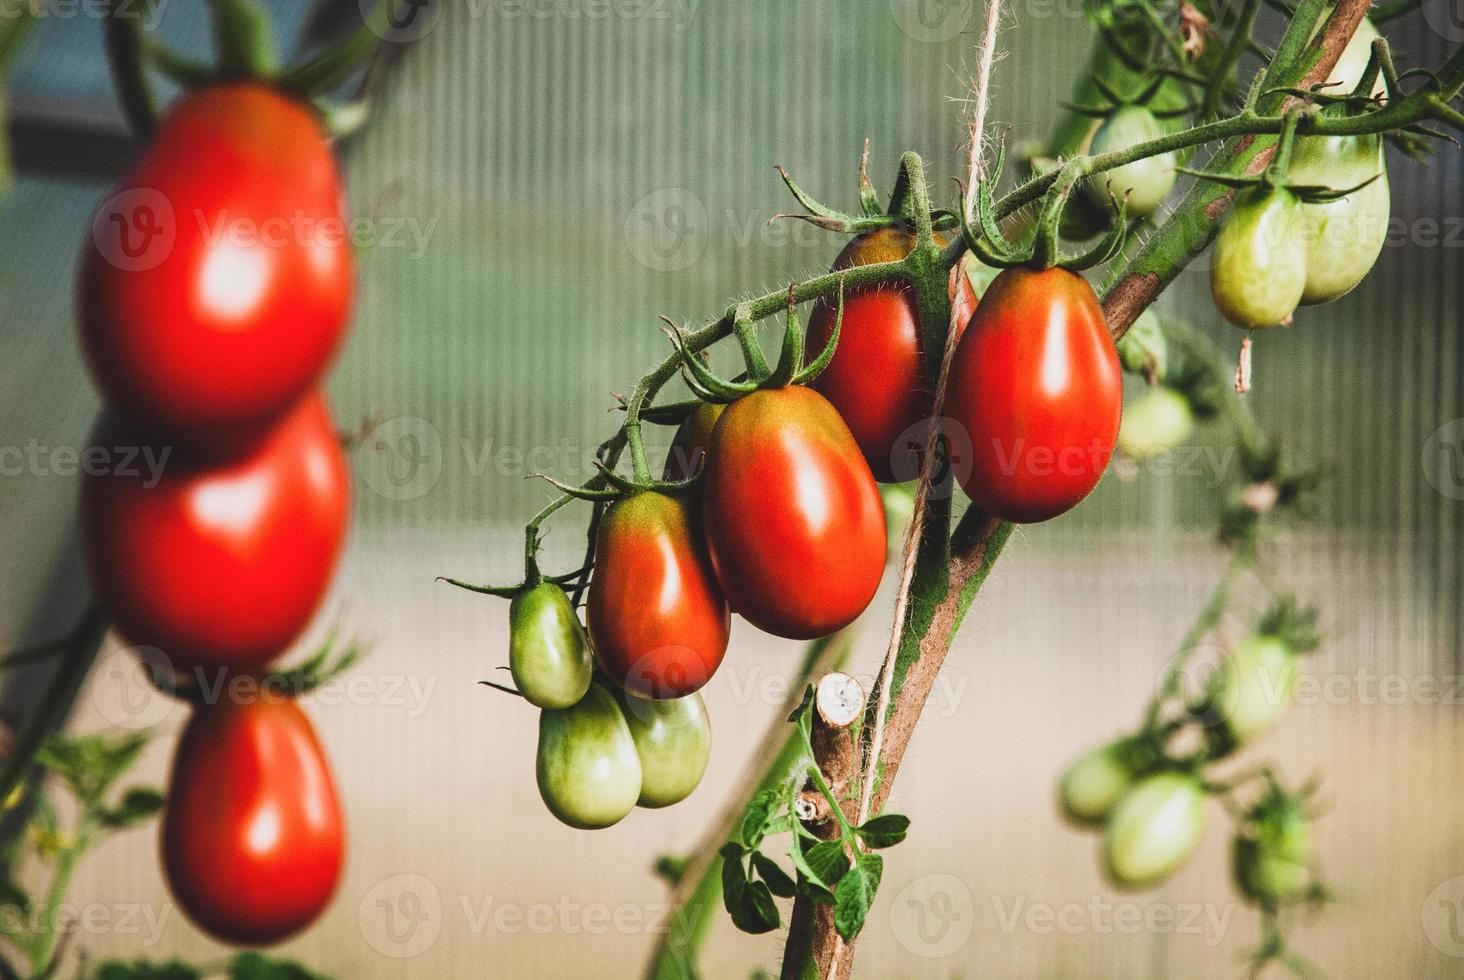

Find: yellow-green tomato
<box><xmin>1211</xmin><ymin>187</ymin><xmax>1306</xmax><ymax>329</ymax></box>
<box><xmin>1232</xmin><ymin>795</ymin><xmax>1312</xmax><ymax>904</ymax></box>
<box><xmin>617</xmin><ymin>690</ymin><xmax>712</xmax><ymax>809</ymax></box>
<box><xmin>1291</xmin><ymin>133</ymin><xmax>1390</xmax><ymax>306</ymax></box>
<box><xmin>1118</xmin><ymin>388</ymin><xmax>1195</xmax><ymax>460</ymax></box>
<box><xmin>1089</xmin><ymin>107</ymin><xmax>1176</xmax><ymax>218</ymax></box>
<box><xmin>1102</xmin><ymin>773</ymin><xmax>1207</xmax><ymax>890</ymax></box>
<box><xmin>1315</xmin><ymin>13</ymin><xmax>1385</xmax><ymax>100</ymax></box>
<box><xmin>509</xmin><ymin>581</ymin><xmax>593</xmax><ymax>709</ymax></box>
<box><xmin>1059</xmin><ymin>738</ymin><xmax>1144</xmax><ymax>827</ymax></box>
<box><xmin>535</xmin><ymin>684</ymin><xmax>641</xmax><ymax>829</ymax></box>
<box><xmin>1210</xmin><ymin>635</ymin><xmax>1296</xmax><ymax>744</ymax></box>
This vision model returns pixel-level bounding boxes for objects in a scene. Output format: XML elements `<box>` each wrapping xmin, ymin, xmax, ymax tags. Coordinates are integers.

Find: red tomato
<box><xmin>946</xmin><ymin>267</ymin><xmax>1121</xmax><ymax>523</ymax></box>
<box><xmin>163</xmin><ymin>696</ymin><xmax>344</xmax><ymax>945</ymax></box>
<box><xmin>807</xmin><ymin>227</ymin><xmax>974</xmax><ymax>483</ymax></box>
<box><xmin>78</xmin><ymin>84</ymin><xmax>352</xmax><ymax>444</ymax></box>
<box><xmin>588</xmin><ymin>492</ymin><xmax>730</xmax><ymax>698</ymax></box>
<box><xmin>81</xmin><ymin>393</ymin><xmax>349</xmax><ymax>671</ymax></box>
<box><xmin>702</xmin><ymin>386</ymin><xmax>885</xmax><ymax>639</ymax></box>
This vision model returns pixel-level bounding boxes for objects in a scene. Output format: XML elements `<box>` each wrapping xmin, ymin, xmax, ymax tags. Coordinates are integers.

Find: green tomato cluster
<box><xmin>511</xmin><ymin>581</ymin><xmax>712</xmax><ymax>829</ymax></box>
<box><xmin>1210</xmin><ymin>19</ymin><xmax>1391</xmax><ymax>330</ymax></box>
<box><xmin>1059</xmin><ymin>741</ymin><xmax>1208</xmax><ymax>890</ymax></box>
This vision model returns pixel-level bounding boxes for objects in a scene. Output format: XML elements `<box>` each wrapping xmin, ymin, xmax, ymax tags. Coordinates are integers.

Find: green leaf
<box><xmin>98</xmin><ymin>787</ymin><xmax>166</xmax><ymax>829</ymax></box>
<box><xmin>226</xmin><ymin>951</ymin><xmax>329</xmax><ymax>979</ymax></box>
<box><xmin>36</xmin><ymin>731</ymin><xmax>150</xmax><ymax>806</ymax></box>
<box><xmin>750</xmin><ymin>853</ymin><xmax>797</xmax><ymax>899</ymax></box>
<box><xmin>740</xmin><ymin>790</ymin><xmax>776</xmax><ymax>848</ymax></box>
<box><xmin>855</xmin><ymin>813</ymin><xmax>910</xmax><ymax>849</ymax></box>
<box><xmin>727</xmin><ymin>880</ymin><xmax>780</xmax><ymax>935</ymax></box>
<box><xmin>653</xmin><ymin>853</ymin><xmax>688</xmax><ymax>887</ymax></box>
<box><xmin>833</xmin><ymin>853</ymin><xmax>884</xmax><ymax>942</ymax></box>
<box><xmin>720</xmin><ymin>843</ymin><xmax>748</xmax><ymax>912</ymax></box>
<box><xmin>93</xmin><ymin>961</ymin><xmax>202</xmax><ymax>980</ymax></box>
<box><xmin>802</xmin><ymin>841</ymin><xmax>850</xmax><ymax>890</ymax></box>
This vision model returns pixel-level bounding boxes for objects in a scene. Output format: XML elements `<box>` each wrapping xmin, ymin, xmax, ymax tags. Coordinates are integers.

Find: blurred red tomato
<box><xmin>163</xmin><ymin>696</ymin><xmax>344</xmax><ymax>944</ymax></box>
<box><xmin>81</xmin><ymin>393</ymin><xmax>349</xmax><ymax>671</ymax></box>
<box><xmin>78</xmin><ymin>84</ymin><xmax>352</xmax><ymax>444</ymax></box>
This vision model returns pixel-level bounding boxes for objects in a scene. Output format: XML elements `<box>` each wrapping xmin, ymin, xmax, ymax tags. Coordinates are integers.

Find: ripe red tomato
<box><xmin>163</xmin><ymin>696</ymin><xmax>344</xmax><ymax>944</ymax></box>
<box><xmin>588</xmin><ymin>492</ymin><xmax>730</xmax><ymax>698</ymax></box>
<box><xmin>81</xmin><ymin>393</ymin><xmax>349</xmax><ymax>671</ymax></box>
<box><xmin>78</xmin><ymin>84</ymin><xmax>352</xmax><ymax>444</ymax></box>
<box><xmin>702</xmin><ymin>386</ymin><xmax>885</xmax><ymax>639</ymax></box>
<box><xmin>946</xmin><ymin>267</ymin><xmax>1121</xmax><ymax>523</ymax></box>
<box><xmin>807</xmin><ymin>227</ymin><xmax>974</xmax><ymax>483</ymax></box>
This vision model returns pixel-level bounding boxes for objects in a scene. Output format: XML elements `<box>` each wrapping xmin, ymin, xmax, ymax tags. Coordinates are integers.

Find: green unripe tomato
<box><xmin>510</xmin><ymin>581</ymin><xmax>593</xmax><ymax>709</ymax></box>
<box><xmin>1088</xmin><ymin>107</ymin><xmax>1176</xmax><ymax>218</ymax></box>
<box><xmin>1315</xmin><ymin>12</ymin><xmax>1385</xmax><ymax>101</ymax></box>
<box><xmin>617</xmin><ymin>690</ymin><xmax>712</xmax><ymax>808</ymax></box>
<box><xmin>1118</xmin><ymin>388</ymin><xmax>1195</xmax><ymax>460</ymax></box>
<box><xmin>1290</xmin><ymin>133</ymin><xmax>1390</xmax><ymax>306</ymax></box>
<box><xmin>1102</xmin><ymin>773</ymin><xmax>1207</xmax><ymax>890</ymax></box>
<box><xmin>1210</xmin><ymin>187</ymin><xmax>1306</xmax><ymax>329</ymax></box>
<box><xmin>1116</xmin><ymin>309</ymin><xmax>1168</xmax><ymax>380</ymax></box>
<box><xmin>1059</xmin><ymin>737</ymin><xmax>1145</xmax><ymax>827</ymax></box>
<box><xmin>1232</xmin><ymin>795</ymin><xmax>1313</xmax><ymax>904</ymax></box>
<box><xmin>1209</xmin><ymin>634</ymin><xmax>1297</xmax><ymax>744</ymax></box>
<box><xmin>535</xmin><ymin>683</ymin><xmax>641</xmax><ymax>829</ymax></box>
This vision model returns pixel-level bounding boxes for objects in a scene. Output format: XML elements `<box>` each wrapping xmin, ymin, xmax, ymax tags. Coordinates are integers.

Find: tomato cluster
<box><xmin>77</xmin><ymin>84</ymin><xmax>353</xmax><ymax>944</ymax></box>
<box><xmin>516</xmin><ymin>380</ymin><xmax>886</xmax><ymax>828</ymax></box>
<box><xmin>1210</xmin><ymin>20</ymin><xmax>1390</xmax><ymax>336</ymax></box>
<box><xmin>1059</xmin><ymin>615</ymin><xmax>1317</xmax><ymax>897</ymax></box>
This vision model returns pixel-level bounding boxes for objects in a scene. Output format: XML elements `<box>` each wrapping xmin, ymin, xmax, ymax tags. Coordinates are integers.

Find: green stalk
<box><xmin>643</xmin><ymin>630</ymin><xmax>855</xmax><ymax>980</ymax></box>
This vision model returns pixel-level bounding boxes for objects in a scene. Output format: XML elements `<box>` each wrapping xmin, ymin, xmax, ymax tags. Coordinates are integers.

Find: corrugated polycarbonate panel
<box><xmin>1</xmin><ymin>1</ymin><xmax>1461</xmax><ymax>976</ymax></box>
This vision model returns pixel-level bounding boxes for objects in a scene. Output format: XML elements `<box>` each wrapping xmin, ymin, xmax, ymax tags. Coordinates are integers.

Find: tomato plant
<box><xmin>82</xmin><ymin>392</ymin><xmax>349</xmax><ymax>671</ymax></box>
<box><xmin>163</xmin><ymin>696</ymin><xmax>344</xmax><ymax>944</ymax></box>
<box><xmin>806</xmin><ymin>227</ymin><xmax>974</xmax><ymax>483</ymax></box>
<box><xmin>536</xmin><ymin>683</ymin><xmax>642</xmax><ymax>829</ymax></box>
<box><xmin>701</xmin><ymin>385</ymin><xmax>885</xmax><ymax>639</ymax></box>
<box><xmin>78</xmin><ymin>84</ymin><xmax>352</xmax><ymax>445</ymax></box>
<box><xmin>587</xmin><ymin>491</ymin><xmax>730</xmax><ymax>698</ymax></box>
<box><xmin>945</xmin><ymin>266</ymin><xmax>1122</xmax><ymax>523</ymax></box>
<box><xmin>509</xmin><ymin>581</ymin><xmax>593</xmax><ymax>710</ymax></box>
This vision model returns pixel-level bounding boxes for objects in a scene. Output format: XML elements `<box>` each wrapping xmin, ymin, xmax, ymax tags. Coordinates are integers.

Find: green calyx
<box><xmin>663</xmin><ymin>282</ymin><xmax>844</xmax><ymax>405</ymax></box>
<box><xmin>103</xmin><ymin>0</ymin><xmax>395</xmax><ymax>139</ymax></box>
<box><xmin>960</xmin><ymin>142</ymin><xmax>1128</xmax><ymax>272</ymax></box>
<box><xmin>771</xmin><ymin>140</ymin><xmax>960</xmax><ymax>236</ymax></box>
